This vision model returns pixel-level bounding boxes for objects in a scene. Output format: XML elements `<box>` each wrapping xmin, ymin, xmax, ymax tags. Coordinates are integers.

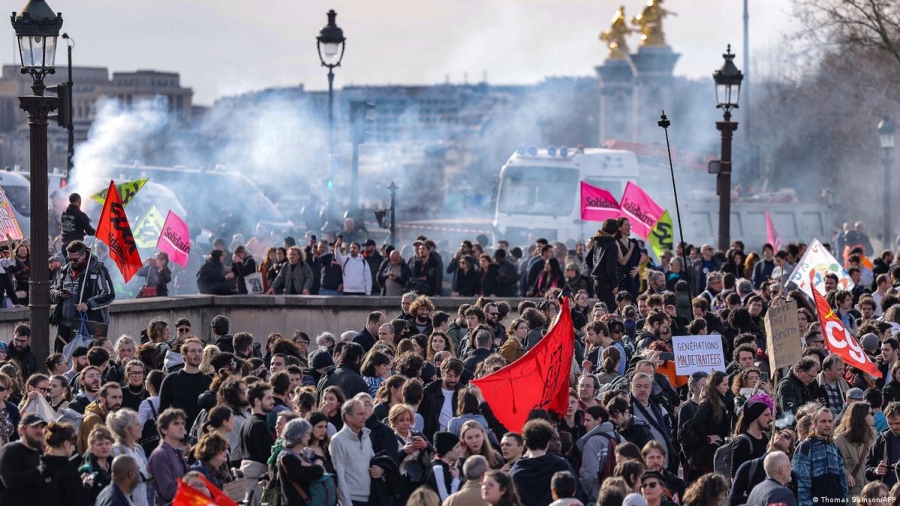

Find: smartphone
<box><xmin>658</xmin><ymin>352</ymin><xmax>674</xmax><ymax>362</ymax></box>
<box><xmin>311</xmin><ymin>234</ymin><xmax>316</xmax><ymax>243</ymax></box>
<box><xmin>760</xmin><ymin>372</ymin><xmax>769</xmax><ymax>383</ymax></box>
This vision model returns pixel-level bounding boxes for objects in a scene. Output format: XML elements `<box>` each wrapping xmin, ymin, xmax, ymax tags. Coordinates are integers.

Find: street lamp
<box><xmin>712</xmin><ymin>44</ymin><xmax>743</xmax><ymax>252</ymax></box>
<box><xmin>62</xmin><ymin>32</ymin><xmax>74</xmax><ymax>180</ymax></box>
<box><xmin>879</xmin><ymin>115</ymin><xmax>895</xmax><ymax>245</ymax></box>
<box><xmin>317</xmin><ymin>9</ymin><xmax>346</xmax><ymax>221</ymax></box>
<box><xmin>11</xmin><ymin>0</ymin><xmax>63</xmax><ymax>365</ymax></box>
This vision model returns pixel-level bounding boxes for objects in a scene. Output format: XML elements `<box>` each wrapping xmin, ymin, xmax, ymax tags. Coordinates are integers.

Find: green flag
<box><xmin>90</xmin><ymin>178</ymin><xmax>148</xmax><ymax>207</ymax></box>
<box><xmin>649</xmin><ymin>210</ymin><xmax>673</xmax><ymax>259</ymax></box>
<box><xmin>133</xmin><ymin>205</ymin><xmax>165</xmax><ymax>249</ymax></box>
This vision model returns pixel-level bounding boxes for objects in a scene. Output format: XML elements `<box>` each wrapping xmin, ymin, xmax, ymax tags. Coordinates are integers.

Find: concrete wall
<box><xmin>0</xmin><ymin>296</ymin><xmax>513</xmax><ymax>349</ymax></box>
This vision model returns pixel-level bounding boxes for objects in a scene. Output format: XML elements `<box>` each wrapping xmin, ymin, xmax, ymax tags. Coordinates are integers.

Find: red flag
<box><xmin>172</xmin><ymin>476</ymin><xmax>238</xmax><ymax>506</ymax></box>
<box><xmin>580</xmin><ymin>182</ymin><xmax>620</xmax><ymax>222</ymax></box>
<box><xmin>472</xmin><ymin>298</ymin><xmax>575</xmax><ymax>432</ymax></box>
<box><xmin>765</xmin><ymin>211</ymin><xmax>782</xmax><ymax>251</ymax></box>
<box><xmin>809</xmin><ymin>270</ymin><xmax>881</xmax><ymax>378</ymax></box>
<box><xmin>95</xmin><ymin>180</ymin><xmax>143</xmax><ymax>282</ymax></box>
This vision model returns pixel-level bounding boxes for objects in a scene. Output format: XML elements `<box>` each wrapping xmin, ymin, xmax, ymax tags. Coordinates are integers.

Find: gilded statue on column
<box><xmin>631</xmin><ymin>0</ymin><xmax>676</xmax><ymax>48</ymax></box>
<box><xmin>600</xmin><ymin>6</ymin><xmax>634</xmax><ymax>60</ymax></box>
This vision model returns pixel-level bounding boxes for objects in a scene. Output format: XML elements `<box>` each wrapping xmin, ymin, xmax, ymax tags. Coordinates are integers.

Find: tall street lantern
<box><xmin>317</xmin><ymin>9</ymin><xmax>346</xmax><ymax>217</ymax></box>
<box><xmin>11</xmin><ymin>0</ymin><xmax>63</xmax><ymax>366</ymax></box>
<box><xmin>712</xmin><ymin>45</ymin><xmax>743</xmax><ymax>252</ymax></box>
<box><xmin>879</xmin><ymin>115</ymin><xmax>895</xmax><ymax>246</ymax></box>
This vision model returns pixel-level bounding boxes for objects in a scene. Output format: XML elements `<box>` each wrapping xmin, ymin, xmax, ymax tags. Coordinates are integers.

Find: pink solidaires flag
<box><xmin>156</xmin><ymin>211</ymin><xmax>191</xmax><ymax>268</ymax></box>
<box><xmin>580</xmin><ymin>182</ymin><xmax>621</xmax><ymax>222</ymax></box>
<box><xmin>765</xmin><ymin>211</ymin><xmax>782</xmax><ymax>251</ymax></box>
<box><xmin>619</xmin><ymin>182</ymin><xmax>664</xmax><ymax>238</ymax></box>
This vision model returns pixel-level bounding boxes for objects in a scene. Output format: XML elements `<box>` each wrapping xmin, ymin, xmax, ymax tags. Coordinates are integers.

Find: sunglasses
<box><xmin>36</xmin><ymin>387</ymin><xmax>49</xmax><ymax>393</ymax></box>
<box><xmin>641</xmin><ymin>482</ymin><xmax>660</xmax><ymax>490</ymax></box>
<box><xmin>0</xmin><ymin>386</ymin><xmax>7</xmax><ymax>393</ymax></box>
<box><xmin>177</xmin><ymin>327</ymin><xmax>191</xmax><ymax>333</ymax></box>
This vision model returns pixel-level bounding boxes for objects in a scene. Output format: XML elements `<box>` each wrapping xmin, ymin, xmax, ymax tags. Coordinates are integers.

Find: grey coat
<box><xmin>270</xmin><ymin>260</ymin><xmax>313</xmax><ymax>294</ymax></box>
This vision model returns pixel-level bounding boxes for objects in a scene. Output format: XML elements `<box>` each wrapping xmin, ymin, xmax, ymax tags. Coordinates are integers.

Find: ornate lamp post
<box><xmin>712</xmin><ymin>45</ymin><xmax>743</xmax><ymax>252</ymax></box>
<box><xmin>317</xmin><ymin>10</ymin><xmax>346</xmax><ymax>213</ymax></box>
<box><xmin>879</xmin><ymin>116</ymin><xmax>895</xmax><ymax>246</ymax></box>
<box><xmin>11</xmin><ymin>0</ymin><xmax>63</xmax><ymax>363</ymax></box>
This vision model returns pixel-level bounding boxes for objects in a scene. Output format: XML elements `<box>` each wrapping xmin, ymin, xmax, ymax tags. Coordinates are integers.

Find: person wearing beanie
<box><xmin>423</xmin><ymin>431</ymin><xmax>461</xmax><ymax>501</ymax></box>
<box><xmin>730</xmin><ymin>400</ymin><xmax>773</xmax><ymax>477</ymax></box>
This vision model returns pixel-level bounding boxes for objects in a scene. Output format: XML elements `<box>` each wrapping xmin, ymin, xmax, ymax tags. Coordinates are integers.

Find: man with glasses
<box><xmin>7</xmin><ymin>322</ymin><xmax>37</xmax><ymax>379</ymax></box>
<box><xmin>50</xmin><ymin>240</ymin><xmax>115</xmax><ymax>353</ymax></box>
<box><xmin>775</xmin><ymin>357</ymin><xmax>820</xmax><ymax>419</ymax></box>
<box><xmin>158</xmin><ymin>338</ymin><xmax>212</xmax><ymax>429</ymax></box>
<box><xmin>804</xmin><ymin>329</ymin><xmax>826</xmax><ymax>350</ymax></box>
<box><xmin>483</xmin><ymin>302</ymin><xmax>505</xmax><ymax>344</ymax></box>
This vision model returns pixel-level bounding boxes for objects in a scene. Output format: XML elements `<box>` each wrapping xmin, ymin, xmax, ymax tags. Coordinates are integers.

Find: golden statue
<box><xmin>631</xmin><ymin>0</ymin><xmax>676</xmax><ymax>48</ymax></box>
<box><xmin>600</xmin><ymin>6</ymin><xmax>634</xmax><ymax>60</ymax></box>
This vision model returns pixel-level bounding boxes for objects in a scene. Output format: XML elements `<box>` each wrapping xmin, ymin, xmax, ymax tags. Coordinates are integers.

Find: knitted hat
<box><xmin>743</xmin><ymin>401</ymin><xmax>769</xmax><ymax>424</ymax></box>
<box><xmin>433</xmin><ymin>431</ymin><xmax>460</xmax><ymax>457</ymax></box>
<box><xmin>310</xmin><ymin>350</ymin><xmax>334</xmax><ymax>370</ymax></box>
<box><xmin>861</xmin><ymin>333</ymin><xmax>880</xmax><ymax>352</ymax></box>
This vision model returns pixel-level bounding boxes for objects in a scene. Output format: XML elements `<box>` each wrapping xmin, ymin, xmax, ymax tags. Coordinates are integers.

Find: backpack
<box><xmin>307</xmin><ymin>474</ymin><xmax>338</xmax><ymax>506</ymax></box>
<box><xmin>139</xmin><ymin>400</ymin><xmax>160</xmax><ymax>456</ymax></box>
<box><xmin>190</xmin><ymin>408</ymin><xmax>208</xmax><ymax>441</ymax></box>
<box><xmin>676</xmin><ymin>421</ymin><xmax>700</xmax><ymax>457</ymax></box>
<box><xmin>595</xmin><ymin>431</ymin><xmax>620</xmax><ymax>482</ymax></box>
<box><xmin>713</xmin><ymin>433</ymin><xmax>750</xmax><ymax>478</ymax></box>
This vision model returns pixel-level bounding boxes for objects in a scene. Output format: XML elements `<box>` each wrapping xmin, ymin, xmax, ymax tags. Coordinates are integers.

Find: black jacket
<box><xmin>61</xmin><ymin>203</ymin><xmax>95</xmax><ymax>243</ymax></box>
<box><xmin>39</xmin><ymin>454</ymin><xmax>91</xmax><ymax>506</ymax></box>
<box><xmin>354</xmin><ymin>328</ymin><xmax>377</xmax><ymax>353</ymax></box>
<box><xmin>586</xmin><ymin>233</ymin><xmax>618</xmax><ymax>289</ymax></box>
<box><xmin>50</xmin><ymin>255</ymin><xmax>115</xmax><ymax>327</ymax></box>
<box><xmin>317</xmin><ymin>364</ymin><xmax>369</xmax><ymax>401</ymax></box>
<box><xmin>196</xmin><ymin>258</ymin><xmax>232</xmax><ymax>295</ymax></box>
<box><xmin>452</xmin><ymin>268</ymin><xmax>480</xmax><ymax>297</ymax></box>
<box><xmin>776</xmin><ymin>372</ymin><xmax>813</xmax><ymax>419</ymax></box>
<box><xmin>0</xmin><ymin>441</ymin><xmax>42</xmax><ymax>505</ymax></box>
<box><xmin>419</xmin><ymin>380</ymin><xmax>461</xmax><ymax>440</ymax></box>
<box><xmin>619</xmin><ymin>415</ymin><xmax>654</xmax><ymax>450</ymax></box>
<box><xmin>866</xmin><ymin>429</ymin><xmax>900</xmax><ymax>489</ymax></box>
<box><xmin>231</xmin><ymin>255</ymin><xmax>257</xmax><ymax>295</ymax></box>
<box><xmin>135</xmin><ymin>263</ymin><xmax>171</xmax><ymax>296</ymax></box>
<box><xmin>411</xmin><ymin>254</ymin><xmax>443</xmax><ymax>296</ymax></box>
<box><xmin>377</xmin><ymin>259</ymin><xmax>411</xmax><ymax>295</ymax></box>
<box><xmin>7</xmin><ymin>346</ymin><xmax>37</xmax><ymax>380</ymax></box>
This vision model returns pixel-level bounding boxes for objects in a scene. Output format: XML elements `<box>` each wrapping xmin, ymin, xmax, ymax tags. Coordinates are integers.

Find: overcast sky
<box><xmin>25</xmin><ymin>0</ymin><xmax>796</xmax><ymax>105</ymax></box>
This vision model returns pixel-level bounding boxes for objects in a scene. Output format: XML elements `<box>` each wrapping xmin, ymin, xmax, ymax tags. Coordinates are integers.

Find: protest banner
<box><xmin>580</xmin><ymin>181</ymin><xmax>620</xmax><ymax>222</ymax></box>
<box><xmin>0</xmin><ymin>187</ymin><xmax>23</xmax><ymax>240</ymax></box>
<box><xmin>764</xmin><ymin>299</ymin><xmax>802</xmax><ymax>373</ymax></box>
<box><xmin>473</xmin><ymin>298</ymin><xmax>575</xmax><ymax>432</ymax></box>
<box><xmin>765</xmin><ymin>211</ymin><xmax>782</xmax><ymax>252</ymax></box>
<box><xmin>157</xmin><ymin>210</ymin><xmax>191</xmax><ymax>268</ymax></box>
<box><xmin>672</xmin><ymin>334</ymin><xmax>726</xmax><ymax>376</ymax></box>
<box><xmin>788</xmin><ymin>239</ymin><xmax>854</xmax><ymax>298</ymax></box>
<box><xmin>96</xmin><ymin>181</ymin><xmax>142</xmax><ymax>282</ymax></box>
<box><xmin>619</xmin><ymin>182</ymin><xmax>664</xmax><ymax>238</ymax></box>
<box><xmin>133</xmin><ymin>205</ymin><xmax>165</xmax><ymax>249</ymax></box>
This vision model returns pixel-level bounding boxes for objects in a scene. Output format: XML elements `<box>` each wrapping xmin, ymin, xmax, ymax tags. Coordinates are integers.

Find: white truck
<box><xmin>492</xmin><ymin>145</ymin><xmax>834</xmax><ymax>250</ymax></box>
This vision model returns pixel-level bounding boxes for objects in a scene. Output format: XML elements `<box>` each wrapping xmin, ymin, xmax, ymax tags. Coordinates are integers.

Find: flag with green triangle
<box><xmin>133</xmin><ymin>205</ymin><xmax>166</xmax><ymax>249</ymax></box>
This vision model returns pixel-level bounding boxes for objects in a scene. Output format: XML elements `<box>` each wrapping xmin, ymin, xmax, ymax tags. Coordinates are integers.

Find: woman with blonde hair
<box><xmin>199</xmin><ymin>345</ymin><xmax>221</xmax><ymax>375</ymax></box>
<box><xmin>146</xmin><ymin>318</ymin><xmax>170</xmax><ymax>344</ymax></box>
<box><xmin>388</xmin><ymin>403</ymin><xmax>433</xmax><ymax>503</ymax></box>
<box><xmin>79</xmin><ymin>425</ymin><xmax>115</xmax><ymax>502</ymax></box>
<box><xmin>459</xmin><ymin>419</ymin><xmax>502</xmax><ymax>469</ymax></box>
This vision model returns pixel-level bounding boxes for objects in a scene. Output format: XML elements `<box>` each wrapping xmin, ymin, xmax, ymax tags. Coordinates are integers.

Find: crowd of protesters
<box><xmin>3</xmin><ymin>214</ymin><xmax>900</xmax><ymax>505</ymax></box>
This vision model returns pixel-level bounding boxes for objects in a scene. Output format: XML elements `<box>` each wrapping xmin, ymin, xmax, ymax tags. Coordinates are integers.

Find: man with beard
<box><xmin>7</xmin><ymin>323</ymin><xmax>37</xmax><ymax>379</ymax></box>
<box><xmin>419</xmin><ymin>358</ymin><xmax>464</xmax><ymax>437</ymax></box>
<box><xmin>730</xmin><ymin>401</ymin><xmax>773</xmax><ymax>477</ymax></box>
<box><xmin>77</xmin><ymin>382</ymin><xmax>123</xmax><ymax>454</ymax></box>
<box><xmin>0</xmin><ymin>414</ymin><xmax>46</xmax><ymax>505</ymax></box>
<box><xmin>866</xmin><ymin>401</ymin><xmax>900</xmax><ymax>489</ymax></box>
<box><xmin>240</xmin><ymin>382</ymin><xmax>275</xmax><ymax>495</ymax></box>
<box><xmin>410</xmin><ymin>240</ymin><xmax>443</xmax><ymax>297</ymax></box>
<box><xmin>793</xmin><ymin>407</ymin><xmax>847</xmax><ymax>504</ymax></box>
<box><xmin>354</xmin><ymin>311</ymin><xmax>384</xmax><ymax>352</ymax></box>
<box><xmin>50</xmin><ymin>240</ymin><xmax>115</xmax><ymax>352</ymax></box>
<box><xmin>362</xmin><ymin>239</ymin><xmax>383</xmax><ymax>295</ymax></box>
<box><xmin>483</xmin><ymin>302</ymin><xmax>506</xmax><ymax>344</ymax></box>
<box><xmin>635</xmin><ymin>310</ymin><xmax>670</xmax><ymax>352</ymax></box>
<box><xmin>69</xmin><ymin>365</ymin><xmax>103</xmax><ymax>414</ymax></box>
<box><xmin>158</xmin><ymin>338</ymin><xmax>211</xmax><ymax>429</ymax></box>
<box><xmin>409</xmin><ymin>296</ymin><xmax>435</xmax><ymax>336</ymax></box>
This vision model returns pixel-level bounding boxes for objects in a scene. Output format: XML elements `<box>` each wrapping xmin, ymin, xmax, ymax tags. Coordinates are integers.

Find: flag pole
<box><xmin>77</xmin><ymin>237</ymin><xmax>97</xmax><ymax>306</ymax></box>
<box><xmin>657</xmin><ymin>111</ymin><xmax>687</xmax><ymax>263</ymax></box>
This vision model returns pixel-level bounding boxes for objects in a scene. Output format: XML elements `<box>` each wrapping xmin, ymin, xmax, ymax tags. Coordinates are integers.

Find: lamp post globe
<box><xmin>713</xmin><ymin>45</ymin><xmax>742</xmax><ymax>252</ymax></box>
<box><xmin>11</xmin><ymin>0</ymin><xmax>63</xmax><ymax>364</ymax></box>
<box><xmin>317</xmin><ymin>9</ymin><xmax>346</xmax><ymax>228</ymax></box>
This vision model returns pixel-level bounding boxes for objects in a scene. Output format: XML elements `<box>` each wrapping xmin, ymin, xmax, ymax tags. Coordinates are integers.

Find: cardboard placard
<box><xmin>764</xmin><ymin>299</ymin><xmax>802</xmax><ymax>373</ymax></box>
<box><xmin>672</xmin><ymin>334</ymin><xmax>726</xmax><ymax>375</ymax></box>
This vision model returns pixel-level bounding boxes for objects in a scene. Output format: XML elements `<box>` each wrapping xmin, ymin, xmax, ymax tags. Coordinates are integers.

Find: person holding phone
<box><xmin>49</xmin><ymin>240</ymin><xmax>115</xmax><ymax>353</ymax></box>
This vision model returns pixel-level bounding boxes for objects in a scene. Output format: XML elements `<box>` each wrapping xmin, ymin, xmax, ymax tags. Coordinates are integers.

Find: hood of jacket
<box><xmin>164</xmin><ymin>350</ymin><xmax>184</xmax><ymax>371</ymax></box>
<box><xmin>575</xmin><ymin>420</ymin><xmax>616</xmax><ymax>452</ymax></box>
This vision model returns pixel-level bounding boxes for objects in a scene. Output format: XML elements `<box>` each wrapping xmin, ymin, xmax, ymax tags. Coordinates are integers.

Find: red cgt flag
<box><xmin>809</xmin><ymin>270</ymin><xmax>881</xmax><ymax>378</ymax></box>
<box><xmin>473</xmin><ymin>298</ymin><xmax>575</xmax><ymax>432</ymax></box>
<box><xmin>95</xmin><ymin>180</ymin><xmax>143</xmax><ymax>282</ymax></box>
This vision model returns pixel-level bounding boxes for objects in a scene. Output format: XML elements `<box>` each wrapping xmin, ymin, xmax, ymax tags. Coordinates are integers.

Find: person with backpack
<box><xmin>574</xmin><ymin>405</ymin><xmax>622</xmax><ymax>503</ymax></box>
<box><xmin>675</xmin><ymin>371</ymin><xmax>706</xmax><ymax>483</ymax></box>
<box><xmin>728</xmin><ymin>400</ymin><xmax>772</xmax><ymax>478</ymax></box>
<box><xmin>137</xmin><ymin>370</ymin><xmax>163</xmax><ymax>457</ymax></box>
<box><xmin>277</xmin><ymin>418</ymin><xmax>331</xmax><ymax>506</ymax></box>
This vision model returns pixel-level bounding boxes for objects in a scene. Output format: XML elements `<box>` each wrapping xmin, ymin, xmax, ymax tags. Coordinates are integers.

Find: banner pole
<box><xmin>657</xmin><ymin>112</ymin><xmax>688</xmax><ymax>293</ymax></box>
<box><xmin>77</xmin><ymin>237</ymin><xmax>97</xmax><ymax>306</ymax></box>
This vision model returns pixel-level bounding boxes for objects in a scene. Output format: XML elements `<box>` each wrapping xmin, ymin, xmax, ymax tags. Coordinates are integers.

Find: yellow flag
<box><xmin>649</xmin><ymin>210</ymin><xmax>673</xmax><ymax>259</ymax></box>
<box><xmin>133</xmin><ymin>205</ymin><xmax>165</xmax><ymax>249</ymax></box>
<box><xmin>90</xmin><ymin>178</ymin><xmax>148</xmax><ymax>207</ymax></box>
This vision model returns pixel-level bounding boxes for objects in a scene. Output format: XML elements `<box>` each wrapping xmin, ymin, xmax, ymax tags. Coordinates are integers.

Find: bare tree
<box><xmin>795</xmin><ymin>0</ymin><xmax>900</xmax><ymax>67</ymax></box>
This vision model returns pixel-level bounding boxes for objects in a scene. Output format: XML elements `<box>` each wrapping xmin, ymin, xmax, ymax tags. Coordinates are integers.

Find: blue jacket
<box><xmin>792</xmin><ymin>436</ymin><xmax>847</xmax><ymax>504</ymax></box>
